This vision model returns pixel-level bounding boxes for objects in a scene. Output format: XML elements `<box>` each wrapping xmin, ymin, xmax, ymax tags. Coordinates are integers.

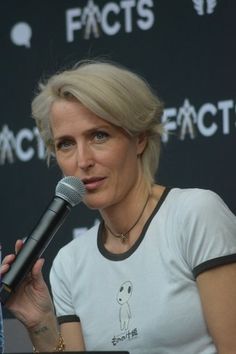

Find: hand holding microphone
<box><xmin>0</xmin><ymin>176</ymin><xmax>85</xmax><ymax>308</ymax></box>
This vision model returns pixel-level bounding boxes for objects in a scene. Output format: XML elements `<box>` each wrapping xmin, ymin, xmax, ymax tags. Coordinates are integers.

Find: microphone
<box><xmin>0</xmin><ymin>176</ymin><xmax>85</xmax><ymax>305</ymax></box>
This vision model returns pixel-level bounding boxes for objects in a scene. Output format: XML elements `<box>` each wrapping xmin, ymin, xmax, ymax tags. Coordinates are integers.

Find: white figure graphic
<box><xmin>81</xmin><ymin>0</ymin><xmax>101</xmax><ymax>39</ymax></box>
<box><xmin>176</xmin><ymin>99</ymin><xmax>198</xmax><ymax>140</ymax></box>
<box><xmin>0</xmin><ymin>125</ymin><xmax>16</xmax><ymax>164</ymax></box>
<box><xmin>117</xmin><ymin>281</ymin><xmax>133</xmax><ymax>331</ymax></box>
<box><xmin>206</xmin><ymin>0</ymin><xmax>217</xmax><ymax>14</ymax></box>
<box><xmin>192</xmin><ymin>0</ymin><xmax>217</xmax><ymax>15</ymax></box>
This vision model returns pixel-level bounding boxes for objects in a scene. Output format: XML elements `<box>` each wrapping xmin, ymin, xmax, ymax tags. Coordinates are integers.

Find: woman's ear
<box><xmin>136</xmin><ymin>132</ymin><xmax>148</xmax><ymax>155</ymax></box>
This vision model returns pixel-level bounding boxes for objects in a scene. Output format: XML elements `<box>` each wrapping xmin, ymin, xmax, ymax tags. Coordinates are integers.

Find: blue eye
<box><xmin>56</xmin><ymin>139</ymin><xmax>74</xmax><ymax>150</ymax></box>
<box><xmin>94</xmin><ymin>131</ymin><xmax>109</xmax><ymax>142</ymax></box>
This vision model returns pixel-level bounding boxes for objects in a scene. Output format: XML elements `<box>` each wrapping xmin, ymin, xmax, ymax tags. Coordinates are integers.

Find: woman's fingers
<box><xmin>0</xmin><ymin>239</ymin><xmax>23</xmax><ymax>275</ymax></box>
<box><xmin>0</xmin><ymin>254</ymin><xmax>16</xmax><ymax>275</ymax></box>
<box><xmin>30</xmin><ymin>259</ymin><xmax>46</xmax><ymax>291</ymax></box>
<box><xmin>15</xmin><ymin>239</ymin><xmax>24</xmax><ymax>254</ymax></box>
<box><xmin>1</xmin><ymin>254</ymin><xmax>15</xmax><ymax>265</ymax></box>
<box><xmin>31</xmin><ymin>258</ymin><xmax>45</xmax><ymax>277</ymax></box>
<box><xmin>0</xmin><ymin>262</ymin><xmax>10</xmax><ymax>272</ymax></box>
<box><xmin>1</xmin><ymin>241</ymin><xmax>45</xmax><ymax>290</ymax></box>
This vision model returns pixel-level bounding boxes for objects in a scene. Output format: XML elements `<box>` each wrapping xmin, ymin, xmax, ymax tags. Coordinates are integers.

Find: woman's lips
<box><xmin>83</xmin><ymin>177</ymin><xmax>106</xmax><ymax>190</ymax></box>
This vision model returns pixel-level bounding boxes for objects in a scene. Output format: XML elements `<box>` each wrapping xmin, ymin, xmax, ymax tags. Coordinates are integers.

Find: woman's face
<box><xmin>50</xmin><ymin>99</ymin><xmax>146</xmax><ymax>210</ymax></box>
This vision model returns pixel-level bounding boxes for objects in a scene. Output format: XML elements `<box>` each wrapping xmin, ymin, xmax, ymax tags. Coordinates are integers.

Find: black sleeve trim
<box><xmin>193</xmin><ymin>253</ymin><xmax>236</xmax><ymax>278</ymax></box>
<box><xmin>58</xmin><ymin>315</ymin><xmax>80</xmax><ymax>324</ymax></box>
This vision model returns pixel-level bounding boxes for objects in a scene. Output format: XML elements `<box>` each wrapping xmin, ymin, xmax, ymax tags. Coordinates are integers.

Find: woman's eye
<box><xmin>56</xmin><ymin>140</ymin><xmax>74</xmax><ymax>150</ymax></box>
<box><xmin>94</xmin><ymin>131</ymin><xmax>109</xmax><ymax>142</ymax></box>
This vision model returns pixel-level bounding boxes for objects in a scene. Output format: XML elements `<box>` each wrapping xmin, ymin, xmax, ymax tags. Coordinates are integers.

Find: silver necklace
<box><xmin>104</xmin><ymin>194</ymin><xmax>150</xmax><ymax>243</ymax></box>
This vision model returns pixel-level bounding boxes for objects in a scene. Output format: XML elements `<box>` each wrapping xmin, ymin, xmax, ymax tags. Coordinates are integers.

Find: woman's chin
<box><xmin>83</xmin><ymin>198</ymin><xmax>108</xmax><ymax>211</ymax></box>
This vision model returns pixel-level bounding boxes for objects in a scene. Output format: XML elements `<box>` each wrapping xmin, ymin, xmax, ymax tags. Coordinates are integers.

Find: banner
<box><xmin>1</xmin><ymin>0</ymin><xmax>235</xmax><ymax>351</ymax></box>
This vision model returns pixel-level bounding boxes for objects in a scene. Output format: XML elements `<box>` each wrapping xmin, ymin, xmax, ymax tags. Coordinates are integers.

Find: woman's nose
<box><xmin>77</xmin><ymin>143</ymin><xmax>95</xmax><ymax>170</ymax></box>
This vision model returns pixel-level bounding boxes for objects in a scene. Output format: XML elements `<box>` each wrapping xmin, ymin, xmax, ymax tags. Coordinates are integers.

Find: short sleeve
<box><xmin>50</xmin><ymin>248</ymin><xmax>80</xmax><ymax>323</ymax></box>
<box><xmin>178</xmin><ymin>190</ymin><xmax>236</xmax><ymax>278</ymax></box>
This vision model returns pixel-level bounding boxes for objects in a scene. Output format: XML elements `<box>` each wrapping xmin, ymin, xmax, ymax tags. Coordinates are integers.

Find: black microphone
<box><xmin>0</xmin><ymin>176</ymin><xmax>85</xmax><ymax>305</ymax></box>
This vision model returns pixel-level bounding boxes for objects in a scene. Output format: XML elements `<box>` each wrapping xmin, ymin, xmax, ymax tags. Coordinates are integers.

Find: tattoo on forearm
<box><xmin>33</xmin><ymin>326</ymin><xmax>49</xmax><ymax>335</ymax></box>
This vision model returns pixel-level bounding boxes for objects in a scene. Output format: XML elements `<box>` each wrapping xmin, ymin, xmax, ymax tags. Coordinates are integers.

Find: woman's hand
<box><xmin>0</xmin><ymin>239</ymin><xmax>55</xmax><ymax>329</ymax></box>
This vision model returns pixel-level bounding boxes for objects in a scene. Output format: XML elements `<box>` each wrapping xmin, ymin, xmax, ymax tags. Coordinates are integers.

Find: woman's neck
<box><xmin>100</xmin><ymin>183</ymin><xmax>165</xmax><ymax>253</ymax></box>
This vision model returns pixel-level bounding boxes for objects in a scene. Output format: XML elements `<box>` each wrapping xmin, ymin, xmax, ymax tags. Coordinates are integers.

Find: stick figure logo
<box><xmin>81</xmin><ymin>0</ymin><xmax>101</xmax><ymax>39</ymax></box>
<box><xmin>192</xmin><ymin>0</ymin><xmax>217</xmax><ymax>15</ymax></box>
<box><xmin>0</xmin><ymin>125</ymin><xmax>16</xmax><ymax>164</ymax></box>
<box><xmin>176</xmin><ymin>99</ymin><xmax>198</xmax><ymax>140</ymax></box>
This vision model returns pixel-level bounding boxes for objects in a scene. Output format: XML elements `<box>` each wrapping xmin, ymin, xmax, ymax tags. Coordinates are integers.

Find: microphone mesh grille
<box><xmin>55</xmin><ymin>176</ymin><xmax>85</xmax><ymax>207</ymax></box>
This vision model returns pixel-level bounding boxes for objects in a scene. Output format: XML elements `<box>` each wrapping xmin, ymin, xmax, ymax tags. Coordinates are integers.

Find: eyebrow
<box><xmin>53</xmin><ymin>135</ymin><xmax>73</xmax><ymax>142</ymax></box>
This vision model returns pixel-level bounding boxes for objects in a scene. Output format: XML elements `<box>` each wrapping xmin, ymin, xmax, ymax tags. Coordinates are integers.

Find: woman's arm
<box><xmin>60</xmin><ymin>322</ymin><xmax>85</xmax><ymax>351</ymax></box>
<box><xmin>28</xmin><ymin>312</ymin><xmax>60</xmax><ymax>352</ymax></box>
<box><xmin>1</xmin><ymin>240</ymin><xmax>63</xmax><ymax>352</ymax></box>
<box><xmin>197</xmin><ymin>262</ymin><xmax>236</xmax><ymax>354</ymax></box>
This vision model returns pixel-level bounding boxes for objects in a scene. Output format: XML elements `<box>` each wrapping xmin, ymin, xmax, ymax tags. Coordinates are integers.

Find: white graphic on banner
<box><xmin>192</xmin><ymin>0</ymin><xmax>217</xmax><ymax>16</ymax></box>
<box><xmin>66</xmin><ymin>0</ymin><xmax>154</xmax><ymax>42</ymax></box>
<box><xmin>10</xmin><ymin>22</ymin><xmax>32</xmax><ymax>48</ymax></box>
<box><xmin>0</xmin><ymin>126</ymin><xmax>15</xmax><ymax>164</ymax></box>
<box><xmin>176</xmin><ymin>99</ymin><xmax>198</xmax><ymax>140</ymax></box>
<box><xmin>0</xmin><ymin>125</ymin><xmax>45</xmax><ymax>165</ymax></box>
<box><xmin>81</xmin><ymin>0</ymin><xmax>101</xmax><ymax>39</ymax></box>
<box><xmin>162</xmin><ymin>99</ymin><xmax>235</xmax><ymax>142</ymax></box>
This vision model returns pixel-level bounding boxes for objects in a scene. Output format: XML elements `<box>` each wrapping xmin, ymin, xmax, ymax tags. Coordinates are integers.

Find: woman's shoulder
<box><xmin>163</xmin><ymin>187</ymin><xmax>236</xmax><ymax>237</ymax></box>
<box><xmin>157</xmin><ymin>186</ymin><xmax>233</xmax><ymax>226</ymax></box>
<box><xmin>167</xmin><ymin>187</ymin><xmax>223</xmax><ymax>209</ymax></box>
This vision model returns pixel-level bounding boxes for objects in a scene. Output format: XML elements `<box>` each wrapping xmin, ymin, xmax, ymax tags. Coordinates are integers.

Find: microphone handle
<box><xmin>0</xmin><ymin>197</ymin><xmax>71</xmax><ymax>304</ymax></box>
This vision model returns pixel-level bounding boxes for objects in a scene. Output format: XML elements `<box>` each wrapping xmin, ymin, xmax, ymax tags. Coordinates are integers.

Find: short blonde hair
<box><xmin>32</xmin><ymin>60</ymin><xmax>164</xmax><ymax>184</ymax></box>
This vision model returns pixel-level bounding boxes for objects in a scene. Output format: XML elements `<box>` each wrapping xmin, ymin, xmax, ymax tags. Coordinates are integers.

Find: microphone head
<box><xmin>55</xmin><ymin>176</ymin><xmax>86</xmax><ymax>207</ymax></box>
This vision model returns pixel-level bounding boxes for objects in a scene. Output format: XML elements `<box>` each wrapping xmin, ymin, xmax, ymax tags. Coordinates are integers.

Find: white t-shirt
<box><xmin>50</xmin><ymin>188</ymin><xmax>236</xmax><ymax>354</ymax></box>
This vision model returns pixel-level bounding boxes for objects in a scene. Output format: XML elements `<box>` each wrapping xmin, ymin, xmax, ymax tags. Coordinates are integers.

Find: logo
<box><xmin>0</xmin><ymin>125</ymin><xmax>45</xmax><ymax>165</ymax></box>
<box><xmin>10</xmin><ymin>22</ymin><xmax>32</xmax><ymax>48</ymax></box>
<box><xmin>117</xmin><ymin>281</ymin><xmax>133</xmax><ymax>331</ymax></box>
<box><xmin>81</xmin><ymin>0</ymin><xmax>101</xmax><ymax>39</ymax></box>
<box><xmin>66</xmin><ymin>0</ymin><xmax>155</xmax><ymax>41</ymax></box>
<box><xmin>111</xmin><ymin>281</ymin><xmax>138</xmax><ymax>346</ymax></box>
<box><xmin>162</xmin><ymin>98</ymin><xmax>236</xmax><ymax>142</ymax></box>
<box><xmin>176</xmin><ymin>98</ymin><xmax>198</xmax><ymax>140</ymax></box>
<box><xmin>192</xmin><ymin>0</ymin><xmax>217</xmax><ymax>15</ymax></box>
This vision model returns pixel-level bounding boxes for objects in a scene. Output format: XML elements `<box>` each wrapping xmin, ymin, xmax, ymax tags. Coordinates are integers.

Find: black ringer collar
<box><xmin>97</xmin><ymin>187</ymin><xmax>171</xmax><ymax>261</ymax></box>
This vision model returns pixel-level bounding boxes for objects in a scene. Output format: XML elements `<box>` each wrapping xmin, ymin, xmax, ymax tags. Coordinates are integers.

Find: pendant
<box><xmin>120</xmin><ymin>234</ymin><xmax>128</xmax><ymax>243</ymax></box>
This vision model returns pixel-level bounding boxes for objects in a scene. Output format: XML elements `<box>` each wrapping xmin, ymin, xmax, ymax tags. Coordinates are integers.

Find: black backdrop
<box><xmin>1</xmin><ymin>0</ymin><xmax>236</xmax><ymax>328</ymax></box>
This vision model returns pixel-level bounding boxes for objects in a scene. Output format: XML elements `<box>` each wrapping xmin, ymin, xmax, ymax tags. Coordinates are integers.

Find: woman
<box><xmin>1</xmin><ymin>60</ymin><xmax>236</xmax><ymax>353</ymax></box>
